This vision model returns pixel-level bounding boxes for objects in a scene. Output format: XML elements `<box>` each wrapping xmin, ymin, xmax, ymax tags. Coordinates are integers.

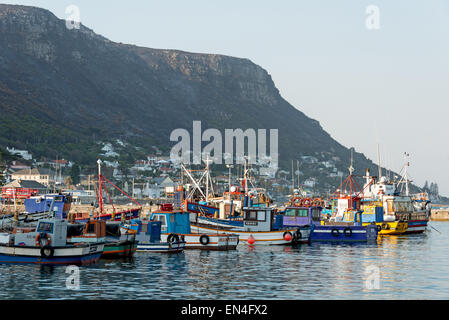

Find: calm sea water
<box><xmin>1</xmin><ymin>221</ymin><xmax>449</xmax><ymax>300</ymax></box>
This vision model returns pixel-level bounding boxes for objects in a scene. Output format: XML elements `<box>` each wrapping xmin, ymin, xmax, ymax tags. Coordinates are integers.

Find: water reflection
<box><xmin>0</xmin><ymin>225</ymin><xmax>449</xmax><ymax>299</ymax></box>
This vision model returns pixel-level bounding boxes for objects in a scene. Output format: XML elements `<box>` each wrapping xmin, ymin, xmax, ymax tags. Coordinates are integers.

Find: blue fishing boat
<box><xmin>24</xmin><ymin>193</ymin><xmax>72</xmax><ymax>219</ymax></box>
<box><xmin>149</xmin><ymin>204</ymin><xmax>239</xmax><ymax>250</ymax></box>
<box><xmin>296</xmin><ymin>204</ymin><xmax>378</xmax><ymax>242</ymax></box>
<box><xmin>122</xmin><ymin>220</ymin><xmax>186</xmax><ymax>253</ymax></box>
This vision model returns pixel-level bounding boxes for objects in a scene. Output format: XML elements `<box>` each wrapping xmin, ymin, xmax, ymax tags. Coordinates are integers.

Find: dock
<box><xmin>430</xmin><ymin>205</ymin><xmax>449</xmax><ymax>221</ymax></box>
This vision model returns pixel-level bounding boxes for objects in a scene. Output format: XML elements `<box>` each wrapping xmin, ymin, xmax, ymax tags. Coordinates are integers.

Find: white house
<box><xmin>6</xmin><ymin>147</ymin><xmax>32</xmax><ymax>160</ymax></box>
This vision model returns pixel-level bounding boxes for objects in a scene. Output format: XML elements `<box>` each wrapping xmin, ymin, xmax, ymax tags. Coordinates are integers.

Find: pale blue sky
<box><xmin>3</xmin><ymin>0</ymin><xmax>449</xmax><ymax>196</ymax></box>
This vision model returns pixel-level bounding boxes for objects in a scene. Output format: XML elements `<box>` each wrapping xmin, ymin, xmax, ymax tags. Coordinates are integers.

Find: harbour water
<box><xmin>1</xmin><ymin>221</ymin><xmax>448</xmax><ymax>300</ymax></box>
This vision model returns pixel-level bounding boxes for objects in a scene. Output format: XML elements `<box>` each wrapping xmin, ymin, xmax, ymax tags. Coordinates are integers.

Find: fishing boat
<box><xmin>122</xmin><ymin>220</ymin><xmax>186</xmax><ymax>253</ymax></box>
<box><xmin>0</xmin><ymin>217</ymin><xmax>104</xmax><ymax>265</ymax></box>
<box><xmin>361</xmin><ymin>153</ymin><xmax>430</xmax><ymax>234</ymax></box>
<box><xmin>150</xmin><ymin>203</ymin><xmax>239</xmax><ymax>250</ymax></box>
<box><xmin>24</xmin><ymin>193</ymin><xmax>72</xmax><ymax>218</ymax></box>
<box><xmin>73</xmin><ymin>160</ymin><xmax>141</xmax><ymax>223</ymax></box>
<box><xmin>67</xmin><ymin>220</ymin><xmax>137</xmax><ymax>258</ymax></box>
<box><xmin>190</xmin><ymin>206</ymin><xmax>310</xmax><ymax>245</ymax></box>
<box><xmin>102</xmin><ymin>223</ymin><xmax>137</xmax><ymax>258</ymax></box>
<box><xmin>308</xmin><ymin>154</ymin><xmax>379</xmax><ymax>242</ymax></box>
<box><xmin>182</xmin><ymin>158</ymin><xmax>309</xmax><ymax>245</ymax></box>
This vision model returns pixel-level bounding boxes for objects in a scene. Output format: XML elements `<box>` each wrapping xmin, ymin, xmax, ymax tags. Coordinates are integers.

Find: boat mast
<box><xmin>97</xmin><ymin>159</ymin><xmax>103</xmax><ymax>214</ymax></box>
<box><xmin>349</xmin><ymin>149</ymin><xmax>354</xmax><ymax>197</ymax></box>
<box><xmin>377</xmin><ymin>143</ymin><xmax>382</xmax><ymax>179</ymax></box>
<box><xmin>226</xmin><ymin>164</ymin><xmax>233</xmax><ymax>200</ymax></box>
<box><xmin>205</xmin><ymin>156</ymin><xmax>210</xmax><ymax>203</ymax></box>
<box><xmin>404</xmin><ymin>152</ymin><xmax>410</xmax><ymax>196</ymax></box>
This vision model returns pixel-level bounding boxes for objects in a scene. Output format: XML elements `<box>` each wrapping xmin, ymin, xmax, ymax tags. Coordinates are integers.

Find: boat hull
<box><xmin>403</xmin><ymin>219</ymin><xmax>428</xmax><ymax>234</ymax></box>
<box><xmin>136</xmin><ymin>241</ymin><xmax>185</xmax><ymax>253</ymax></box>
<box><xmin>190</xmin><ymin>224</ymin><xmax>309</xmax><ymax>245</ymax></box>
<box><xmin>102</xmin><ymin>240</ymin><xmax>137</xmax><ymax>258</ymax></box>
<box><xmin>362</xmin><ymin>221</ymin><xmax>408</xmax><ymax>235</ymax></box>
<box><xmin>161</xmin><ymin>233</ymin><xmax>239</xmax><ymax>250</ymax></box>
<box><xmin>311</xmin><ymin>224</ymin><xmax>378</xmax><ymax>242</ymax></box>
<box><xmin>0</xmin><ymin>244</ymin><xmax>104</xmax><ymax>265</ymax></box>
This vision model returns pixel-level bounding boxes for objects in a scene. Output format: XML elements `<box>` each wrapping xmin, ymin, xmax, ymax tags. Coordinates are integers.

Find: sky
<box><xmin>3</xmin><ymin>0</ymin><xmax>449</xmax><ymax>196</ymax></box>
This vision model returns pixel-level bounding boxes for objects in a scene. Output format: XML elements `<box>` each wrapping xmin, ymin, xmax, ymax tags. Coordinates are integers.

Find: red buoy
<box><xmin>248</xmin><ymin>235</ymin><xmax>255</xmax><ymax>245</ymax></box>
<box><xmin>284</xmin><ymin>233</ymin><xmax>292</xmax><ymax>241</ymax></box>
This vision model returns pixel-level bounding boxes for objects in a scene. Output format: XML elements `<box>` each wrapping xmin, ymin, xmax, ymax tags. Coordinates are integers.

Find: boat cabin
<box><xmin>125</xmin><ymin>219</ymin><xmax>162</xmax><ymax>243</ymax></box>
<box><xmin>69</xmin><ymin>220</ymin><xmax>106</xmax><ymax>243</ymax></box>
<box><xmin>24</xmin><ymin>193</ymin><xmax>72</xmax><ymax>219</ymax></box>
<box><xmin>281</xmin><ymin>206</ymin><xmax>322</xmax><ymax>227</ymax></box>
<box><xmin>150</xmin><ymin>204</ymin><xmax>191</xmax><ymax>234</ymax></box>
<box><xmin>3</xmin><ymin>218</ymin><xmax>69</xmax><ymax>247</ymax></box>
<box><xmin>241</xmin><ymin>206</ymin><xmax>275</xmax><ymax>232</ymax></box>
<box><xmin>359</xmin><ymin>204</ymin><xmax>384</xmax><ymax>223</ymax></box>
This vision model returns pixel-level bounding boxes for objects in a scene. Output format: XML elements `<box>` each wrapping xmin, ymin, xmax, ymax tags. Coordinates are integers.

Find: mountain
<box><xmin>0</xmin><ymin>4</ymin><xmax>421</xmax><ymax>192</ymax></box>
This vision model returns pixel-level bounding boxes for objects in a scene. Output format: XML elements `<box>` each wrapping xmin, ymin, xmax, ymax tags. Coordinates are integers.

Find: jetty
<box><xmin>430</xmin><ymin>205</ymin><xmax>449</xmax><ymax>221</ymax></box>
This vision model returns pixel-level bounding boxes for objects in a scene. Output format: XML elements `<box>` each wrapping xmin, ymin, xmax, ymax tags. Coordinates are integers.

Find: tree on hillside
<box><xmin>70</xmin><ymin>163</ymin><xmax>80</xmax><ymax>185</ymax></box>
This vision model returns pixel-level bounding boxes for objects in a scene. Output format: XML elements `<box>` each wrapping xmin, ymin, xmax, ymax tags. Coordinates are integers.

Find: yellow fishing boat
<box><xmin>360</xmin><ymin>204</ymin><xmax>408</xmax><ymax>235</ymax></box>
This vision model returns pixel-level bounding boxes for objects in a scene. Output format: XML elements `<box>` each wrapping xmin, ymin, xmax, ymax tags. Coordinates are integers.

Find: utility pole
<box><xmin>296</xmin><ymin>160</ymin><xmax>300</xmax><ymax>190</ymax></box>
<box><xmin>291</xmin><ymin>160</ymin><xmax>294</xmax><ymax>193</ymax></box>
<box><xmin>226</xmin><ymin>164</ymin><xmax>234</xmax><ymax>200</ymax></box>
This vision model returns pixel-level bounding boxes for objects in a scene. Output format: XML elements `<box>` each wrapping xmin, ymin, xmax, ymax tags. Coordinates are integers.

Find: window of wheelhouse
<box><xmin>86</xmin><ymin>223</ymin><xmax>95</xmax><ymax>233</ymax></box>
<box><xmin>257</xmin><ymin>211</ymin><xmax>266</xmax><ymax>221</ymax></box>
<box><xmin>245</xmin><ymin>210</ymin><xmax>258</xmax><ymax>221</ymax></box>
<box><xmin>153</xmin><ymin>214</ymin><xmax>167</xmax><ymax>231</ymax></box>
<box><xmin>297</xmin><ymin>209</ymin><xmax>308</xmax><ymax>217</ymax></box>
<box><xmin>37</xmin><ymin>222</ymin><xmax>54</xmax><ymax>233</ymax></box>
<box><xmin>311</xmin><ymin>208</ymin><xmax>321</xmax><ymax>221</ymax></box>
<box><xmin>285</xmin><ymin>209</ymin><xmax>296</xmax><ymax>217</ymax></box>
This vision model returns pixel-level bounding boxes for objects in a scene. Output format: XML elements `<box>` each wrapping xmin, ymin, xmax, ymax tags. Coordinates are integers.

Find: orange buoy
<box><xmin>248</xmin><ymin>235</ymin><xmax>255</xmax><ymax>245</ymax></box>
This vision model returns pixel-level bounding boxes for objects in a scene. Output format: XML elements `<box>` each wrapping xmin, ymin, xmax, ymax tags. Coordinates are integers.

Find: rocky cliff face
<box><xmin>0</xmin><ymin>4</ymin><xmax>381</xmax><ymax>187</ymax></box>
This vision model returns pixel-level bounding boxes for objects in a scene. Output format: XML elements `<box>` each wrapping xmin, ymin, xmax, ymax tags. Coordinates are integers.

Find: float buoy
<box><xmin>283</xmin><ymin>232</ymin><xmax>292</xmax><ymax>242</ymax></box>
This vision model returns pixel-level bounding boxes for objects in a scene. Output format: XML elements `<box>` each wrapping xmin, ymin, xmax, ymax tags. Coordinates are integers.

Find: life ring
<box><xmin>292</xmin><ymin>197</ymin><xmax>302</xmax><ymax>207</ymax></box>
<box><xmin>35</xmin><ymin>232</ymin><xmax>51</xmax><ymax>247</ymax></box>
<box><xmin>381</xmin><ymin>223</ymin><xmax>390</xmax><ymax>230</ymax></box>
<box><xmin>343</xmin><ymin>227</ymin><xmax>352</xmax><ymax>237</ymax></box>
<box><xmin>40</xmin><ymin>245</ymin><xmax>54</xmax><ymax>258</ymax></box>
<box><xmin>313</xmin><ymin>198</ymin><xmax>323</xmax><ymax>207</ymax></box>
<box><xmin>167</xmin><ymin>233</ymin><xmax>180</xmax><ymax>243</ymax></box>
<box><xmin>303</xmin><ymin>198</ymin><xmax>312</xmax><ymax>207</ymax></box>
<box><xmin>331</xmin><ymin>228</ymin><xmax>339</xmax><ymax>237</ymax></box>
<box><xmin>200</xmin><ymin>234</ymin><xmax>210</xmax><ymax>245</ymax></box>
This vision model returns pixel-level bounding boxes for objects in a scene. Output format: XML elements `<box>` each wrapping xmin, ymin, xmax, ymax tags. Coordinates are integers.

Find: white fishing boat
<box><xmin>190</xmin><ymin>206</ymin><xmax>310</xmax><ymax>245</ymax></box>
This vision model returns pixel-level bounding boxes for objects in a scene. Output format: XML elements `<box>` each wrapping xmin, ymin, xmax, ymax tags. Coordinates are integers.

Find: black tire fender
<box><xmin>199</xmin><ymin>234</ymin><xmax>210</xmax><ymax>245</ymax></box>
<box><xmin>331</xmin><ymin>228</ymin><xmax>339</xmax><ymax>237</ymax></box>
<box><xmin>40</xmin><ymin>245</ymin><xmax>54</xmax><ymax>258</ymax></box>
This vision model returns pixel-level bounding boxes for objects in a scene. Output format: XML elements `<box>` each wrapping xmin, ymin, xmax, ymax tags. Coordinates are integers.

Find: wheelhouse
<box><xmin>241</xmin><ymin>207</ymin><xmax>273</xmax><ymax>232</ymax></box>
